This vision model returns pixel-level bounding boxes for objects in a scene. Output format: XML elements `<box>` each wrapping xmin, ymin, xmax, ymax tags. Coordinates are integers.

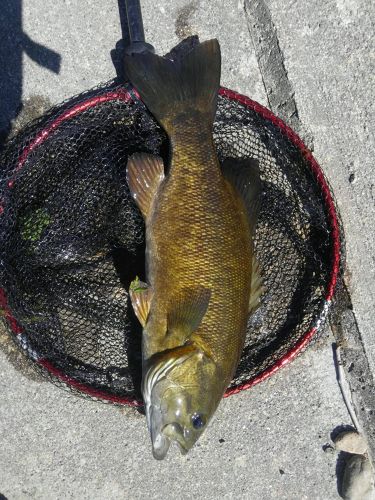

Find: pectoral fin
<box><xmin>129</xmin><ymin>277</ymin><xmax>153</xmax><ymax>327</ymax></box>
<box><xmin>221</xmin><ymin>157</ymin><xmax>262</xmax><ymax>238</ymax></box>
<box><xmin>167</xmin><ymin>286</ymin><xmax>211</xmax><ymax>340</ymax></box>
<box><xmin>126</xmin><ymin>153</ymin><xmax>165</xmax><ymax>220</ymax></box>
<box><xmin>249</xmin><ymin>255</ymin><xmax>265</xmax><ymax>315</ymax></box>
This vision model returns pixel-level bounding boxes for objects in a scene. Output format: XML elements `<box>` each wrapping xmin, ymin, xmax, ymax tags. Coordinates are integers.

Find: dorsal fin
<box><xmin>221</xmin><ymin>157</ymin><xmax>265</xmax><ymax>314</ymax></box>
<box><xmin>126</xmin><ymin>153</ymin><xmax>165</xmax><ymax>220</ymax></box>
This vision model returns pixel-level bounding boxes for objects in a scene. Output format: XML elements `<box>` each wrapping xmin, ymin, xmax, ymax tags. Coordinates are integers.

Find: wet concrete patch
<box><xmin>175</xmin><ymin>1</ymin><xmax>199</xmax><ymax>39</ymax></box>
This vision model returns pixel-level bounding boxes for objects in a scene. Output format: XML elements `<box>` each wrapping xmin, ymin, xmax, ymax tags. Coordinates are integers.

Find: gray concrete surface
<box><xmin>0</xmin><ymin>332</ymin><xmax>350</xmax><ymax>500</ymax></box>
<box><xmin>21</xmin><ymin>0</ymin><xmax>265</xmax><ymax>111</ymax></box>
<box><xmin>0</xmin><ymin>0</ymin><xmax>374</xmax><ymax>498</ymax></box>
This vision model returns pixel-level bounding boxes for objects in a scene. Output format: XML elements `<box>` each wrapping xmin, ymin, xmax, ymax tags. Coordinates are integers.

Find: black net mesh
<box><xmin>0</xmin><ymin>81</ymin><xmax>339</xmax><ymax>405</ymax></box>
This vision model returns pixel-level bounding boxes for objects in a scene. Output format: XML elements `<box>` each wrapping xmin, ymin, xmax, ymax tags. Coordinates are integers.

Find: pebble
<box><xmin>341</xmin><ymin>454</ymin><xmax>374</xmax><ymax>500</ymax></box>
<box><xmin>334</xmin><ymin>431</ymin><xmax>368</xmax><ymax>455</ymax></box>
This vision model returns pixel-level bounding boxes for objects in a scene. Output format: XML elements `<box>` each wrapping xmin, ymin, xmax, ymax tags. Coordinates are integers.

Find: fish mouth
<box><xmin>151</xmin><ymin>428</ymin><xmax>171</xmax><ymax>460</ymax></box>
<box><xmin>163</xmin><ymin>423</ymin><xmax>190</xmax><ymax>454</ymax></box>
<box><xmin>150</xmin><ymin>414</ymin><xmax>189</xmax><ymax>460</ymax></box>
<box><xmin>149</xmin><ymin>405</ymin><xmax>171</xmax><ymax>460</ymax></box>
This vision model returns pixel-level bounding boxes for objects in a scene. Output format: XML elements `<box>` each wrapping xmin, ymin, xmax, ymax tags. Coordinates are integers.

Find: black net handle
<box><xmin>123</xmin><ymin>0</ymin><xmax>155</xmax><ymax>54</ymax></box>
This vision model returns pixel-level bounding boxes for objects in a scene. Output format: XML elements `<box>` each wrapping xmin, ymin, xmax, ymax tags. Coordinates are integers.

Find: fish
<box><xmin>124</xmin><ymin>38</ymin><xmax>263</xmax><ymax>459</ymax></box>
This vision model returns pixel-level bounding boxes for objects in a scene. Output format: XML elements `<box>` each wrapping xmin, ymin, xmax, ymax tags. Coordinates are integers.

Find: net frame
<box><xmin>0</xmin><ymin>85</ymin><xmax>341</xmax><ymax>407</ymax></box>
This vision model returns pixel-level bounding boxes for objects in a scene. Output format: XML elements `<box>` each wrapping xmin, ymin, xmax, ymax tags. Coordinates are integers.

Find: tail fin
<box><xmin>124</xmin><ymin>39</ymin><xmax>221</xmax><ymax>134</ymax></box>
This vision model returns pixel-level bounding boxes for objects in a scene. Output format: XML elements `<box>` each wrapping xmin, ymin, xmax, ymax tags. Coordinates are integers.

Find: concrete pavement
<box><xmin>0</xmin><ymin>330</ymin><xmax>350</xmax><ymax>499</ymax></box>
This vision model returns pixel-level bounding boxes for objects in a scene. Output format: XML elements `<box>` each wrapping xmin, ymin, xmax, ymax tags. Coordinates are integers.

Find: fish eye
<box><xmin>191</xmin><ymin>413</ymin><xmax>205</xmax><ymax>429</ymax></box>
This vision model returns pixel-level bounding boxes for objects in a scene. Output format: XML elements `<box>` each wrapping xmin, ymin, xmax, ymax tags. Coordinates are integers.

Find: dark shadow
<box><xmin>330</xmin><ymin>424</ymin><xmax>357</xmax><ymax>498</ymax></box>
<box><xmin>0</xmin><ymin>0</ymin><xmax>61</xmax><ymax>148</ymax></box>
<box><xmin>330</xmin><ymin>423</ymin><xmax>357</xmax><ymax>443</ymax></box>
<box><xmin>112</xmin><ymin>245</ymin><xmax>145</xmax><ymax>402</ymax></box>
<box><xmin>335</xmin><ymin>450</ymin><xmax>353</xmax><ymax>498</ymax></box>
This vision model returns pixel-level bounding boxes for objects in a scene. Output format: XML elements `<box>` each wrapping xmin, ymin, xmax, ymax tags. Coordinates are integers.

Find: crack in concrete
<box><xmin>243</xmin><ymin>0</ymin><xmax>314</xmax><ymax>150</ymax></box>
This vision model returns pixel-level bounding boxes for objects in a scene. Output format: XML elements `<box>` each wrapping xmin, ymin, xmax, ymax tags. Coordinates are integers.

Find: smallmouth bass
<box><xmin>124</xmin><ymin>38</ymin><xmax>263</xmax><ymax>459</ymax></box>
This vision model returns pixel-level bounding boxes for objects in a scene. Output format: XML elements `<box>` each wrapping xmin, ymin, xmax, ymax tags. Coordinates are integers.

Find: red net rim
<box><xmin>2</xmin><ymin>86</ymin><xmax>340</xmax><ymax>406</ymax></box>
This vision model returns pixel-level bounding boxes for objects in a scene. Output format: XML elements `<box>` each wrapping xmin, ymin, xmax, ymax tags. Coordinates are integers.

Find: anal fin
<box><xmin>126</xmin><ymin>153</ymin><xmax>165</xmax><ymax>220</ymax></box>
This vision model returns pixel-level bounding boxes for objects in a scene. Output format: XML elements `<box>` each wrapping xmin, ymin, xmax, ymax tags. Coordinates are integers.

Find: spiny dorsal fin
<box><xmin>126</xmin><ymin>153</ymin><xmax>165</xmax><ymax>220</ymax></box>
<box><xmin>167</xmin><ymin>286</ymin><xmax>211</xmax><ymax>341</ymax></box>
<box><xmin>129</xmin><ymin>277</ymin><xmax>153</xmax><ymax>327</ymax></box>
<box><xmin>221</xmin><ymin>157</ymin><xmax>262</xmax><ymax>238</ymax></box>
<box><xmin>249</xmin><ymin>255</ymin><xmax>265</xmax><ymax>315</ymax></box>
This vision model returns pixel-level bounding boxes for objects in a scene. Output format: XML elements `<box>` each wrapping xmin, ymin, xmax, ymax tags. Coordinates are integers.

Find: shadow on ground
<box><xmin>331</xmin><ymin>424</ymin><xmax>357</xmax><ymax>498</ymax></box>
<box><xmin>0</xmin><ymin>0</ymin><xmax>60</xmax><ymax>147</ymax></box>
